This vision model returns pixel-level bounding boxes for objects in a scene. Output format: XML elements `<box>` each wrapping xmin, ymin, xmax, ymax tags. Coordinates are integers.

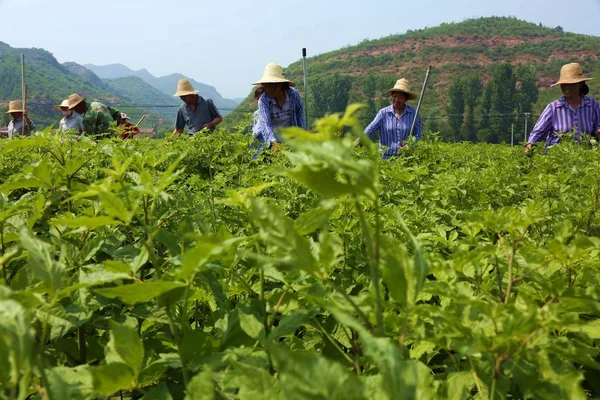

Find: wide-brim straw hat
<box><xmin>64</xmin><ymin>93</ymin><xmax>86</xmax><ymax>110</ymax></box>
<box><xmin>386</xmin><ymin>78</ymin><xmax>417</xmax><ymax>100</ymax></box>
<box><xmin>551</xmin><ymin>63</ymin><xmax>593</xmax><ymax>87</ymax></box>
<box><xmin>5</xmin><ymin>100</ymin><xmax>23</xmax><ymax>113</ymax></box>
<box><xmin>173</xmin><ymin>79</ymin><xmax>199</xmax><ymax>97</ymax></box>
<box><xmin>252</xmin><ymin>62</ymin><xmax>295</xmax><ymax>86</ymax></box>
<box><xmin>53</xmin><ymin>99</ymin><xmax>70</xmax><ymax>111</ymax></box>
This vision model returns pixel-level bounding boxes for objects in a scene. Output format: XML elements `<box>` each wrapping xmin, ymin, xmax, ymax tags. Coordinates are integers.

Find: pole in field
<box><xmin>511</xmin><ymin>123</ymin><xmax>514</xmax><ymax>146</ymax></box>
<box><xmin>524</xmin><ymin>112</ymin><xmax>530</xmax><ymax>143</ymax></box>
<box><xmin>409</xmin><ymin>66</ymin><xmax>432</xmax><ymax>138</ymax></box>
<box><xmin>302</xmin><ymin>48</ymin><xmax>309</xmax><ymax>128</ymax></box>
<box><xmin>21</xmin><ymin>54</ymin><xmax>27</xmax><ymax>136</ymax></box>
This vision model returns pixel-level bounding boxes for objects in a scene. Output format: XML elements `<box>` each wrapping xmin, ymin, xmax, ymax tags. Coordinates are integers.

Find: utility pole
<box><xmin>511</xmin><ymin>123</ymin><xmax>514</xmax><ymax>146</ymax></box>
<box><xmin>524</xmin><ymin>112</ymin><xmax>530</xmax><ymax>143</ymax></box>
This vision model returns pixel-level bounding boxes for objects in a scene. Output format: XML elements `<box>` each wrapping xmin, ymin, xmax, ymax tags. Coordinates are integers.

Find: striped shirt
<box><xmin>254</xmin><ymin>87</ymin><xmax>306</xmax><ymax>144</ymax></box>
<box><xmin>528</xmin><ymin>96</ymin><xmax>600</xmax><ymax>146</ymax></box>
<box><xmin>365</xmin><ymin>105</ymin><xmax>423</xmax><ymax>158</ymax></box>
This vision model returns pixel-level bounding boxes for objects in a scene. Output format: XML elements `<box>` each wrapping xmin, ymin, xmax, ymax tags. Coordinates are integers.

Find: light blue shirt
<box><xmin>365</xmin><ymin>104</ymin><xmax>423</xmax><ymax>158</ymax></box>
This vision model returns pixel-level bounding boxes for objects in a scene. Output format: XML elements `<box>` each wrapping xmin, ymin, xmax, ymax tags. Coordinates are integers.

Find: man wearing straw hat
<box><xmin>364</xmin><ymin>78</ymin><xmax>423</xmax><ymax>158</ymax></box>
<box><xmin>66</xmin><ymin>93</ymin><xmax>114</xmax><ymax>137</ymax></box>
<box><xmin>5</xmin><ymin>100</ymin><xmax>35</xmax><ymax>137</ymax></box>
<box><xmin>55</xmin><ymin>99</ymin><xmax>84</xmax><ymax>134</ymax></box>
<box><xmin>173</xmin><ymin>78</ymin><xmax>222</xmax><ymax>135</ymax></box>
<box><xmin>526</xmin><ymin>63</ymin><xmax>600</xmax><ymax>151</ymax></box>
<box><xmin>252</xmin><ymin>62</ymin><xmax>306</xmax><ymax>148</ymax></box>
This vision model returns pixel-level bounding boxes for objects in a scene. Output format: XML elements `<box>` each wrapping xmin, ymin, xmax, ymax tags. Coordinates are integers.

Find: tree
<box><xmin>514</xmin><ymin>65</ymin><xmax>539</xmax><ymax>144</ymax></box>
<box><xmin>446</xmin><ymin>77</ymin><xmax>465</xmax><ymax>141</ymax></box>
<box><xmin>477</xmin><ymin>83</ymin><xmax>493</xmax><ymax>142</ymax></box>
<box><xmin>461</xmin><ymin>73</ymin><xmax>483</xmax><ymax>142</ymax></box>
<box><xmin>309</xmin><ymin>73</ymin><xmax>352</xmax><ymax>120</ymax></box>
<box><xmin>490</xmin><ymin>62</ymin><xmax>516</xmax><ymax>143</ymax></box>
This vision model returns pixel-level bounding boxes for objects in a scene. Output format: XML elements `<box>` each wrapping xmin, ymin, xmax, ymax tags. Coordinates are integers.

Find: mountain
<box><xmin>227</xmin><ymin>17</ymin><xmax>600</xmax><ymax>138</ymax></box>
<box><xmin>84</xmin><ymin>63</ymin><xmax>240</xmax><ymax>114</ymax></box>
<box><xmin>0</xmin><ymin>42</ymin><xmax>166</xmax><ymax>130</ymax></box>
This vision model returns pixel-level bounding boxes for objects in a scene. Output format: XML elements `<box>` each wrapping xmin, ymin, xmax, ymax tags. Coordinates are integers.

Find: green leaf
<box><xmin>0</xmin><ymin>299</ymin><xmax>34</xmax><ymax>388</ymax></box>
<box><xmin>268</xmin><ymin>308</ymin><xmax>320</xmax><ymax>341</ymax></box>
<box><xmin>447</xmin><ymin>371</ymin><xmax>474</xmax><ymax>400</ymax></box>
<box><xmin>270</xmin><ymin>345</ymin><xmax>366</xmax><ymax>400</ymax></box>
<box><xmin>20</xmin><ymin>227</ymin><xmax>66</xmax><ymax>293</ymax></box>
<box><xmin>185</xmin><ymin>369</ymin><xmax>214</xmax><ymax>400</ymax></box>
<box><xmin>106</xmin><ymin>321</ymin><xmax>144</xmax><ymax>379</ymax></box>
<box><xmin>238</xmin><ymin>307</ymin><xmax>265</xmax><ymax>340</ymax></box>
<box><xmin>142</xmin><ymin>383</ymin><xmax>174</xmax><ymax>400</ymax></box>
<box><xmin>91</xmin><ymin>362</ymin><xmax>135</xmax><ymax>396</ymax></box>
<box><xmin>294</xmin><ymin>203</ymin><xmax>337</xmax><ymax>236</ymax></box>
<box><xmin>95</xmin><ymin>281</ymin><xmax>187</xmax><ymax>304</ymax></box>
<box><xmin>50</xmin><ymin>215</ymin><xmax>122</xmax><ymax>230</ymax></box>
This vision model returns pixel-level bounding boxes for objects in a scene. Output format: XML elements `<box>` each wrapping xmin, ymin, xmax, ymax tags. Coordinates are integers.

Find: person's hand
<box><xmin>202</xmin><ymin>123</ymin><xmax>212</xmax><ymax>130</ymax></box>
<box><xmin>524</xmin><ymin>143</ymin><xmax>533</xmax><ymax>154</ymax></box>
<box><xmin>271</xmin><ymin>141</ymin><xmax>279</xmax><ymax>152</ymax></box>
<box><xmin>23</xmin><ymin>110</ymin><xmax>27</xmax><ymax>118</ymax></box>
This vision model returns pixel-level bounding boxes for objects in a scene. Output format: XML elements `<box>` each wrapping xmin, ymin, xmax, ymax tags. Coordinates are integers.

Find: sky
<box><xmin>1</xmin><ymin>0</ymin><xmax>599</xmax><ymax>99</ymax></box>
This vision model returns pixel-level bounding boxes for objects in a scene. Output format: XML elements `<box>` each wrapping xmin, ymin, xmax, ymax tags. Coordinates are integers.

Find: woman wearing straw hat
<box><xmin>252</xmin><ymin>62</ymin><xmax>307</xmax><ymax>148</ymax></box>
<box><xmin>525</xmin><ymin>63</ymin><xmax>600</xmax><ymax>152</ymax></box>
<box><xmin>67</xmin><ymin>93</ymin><xmax>114</xmax><ymax>137</ymax></box>
<box><xmin>364</xmin><ymin>78</ymin><xmax>423</xmax><ymax>158</ymax></box>
<box><xmin>173</xmin><ymin>78</ymin><xmax>223</xmax><ymax>135</ymax></box>
<box><xmin>55</xmin><ymin>99</ymin><xmax>83</xmax><ymax>134</ymax></box>
<box><xmin>5</xmin><ymin>100</ymin><xmax>35</xmax><ymax>137</ymax></box>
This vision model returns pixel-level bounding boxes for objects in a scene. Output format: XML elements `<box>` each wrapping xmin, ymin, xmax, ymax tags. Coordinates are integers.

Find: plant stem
<box><xmin>78</xmin><ymin>325</ymin><xmax>86</xmax><ymax>364</ymax></box>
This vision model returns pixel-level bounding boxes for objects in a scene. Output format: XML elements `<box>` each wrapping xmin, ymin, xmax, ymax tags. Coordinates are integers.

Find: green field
<box><xmin>0</xmin><ymin>108</ymin><xmax>599</xmax><ymax>399</ymax></box>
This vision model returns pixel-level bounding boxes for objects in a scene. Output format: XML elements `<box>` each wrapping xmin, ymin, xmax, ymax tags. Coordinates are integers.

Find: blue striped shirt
<box><xmin>365</xmin><ymin>105</ymin><xmax>423</xmax><ymax>158</ymax></box>
<box><xmin>254</xmin><ymin>87</ymin><xmax>306</xmax><ymax>144</ymax></box>
<box><xmin>528</xmin><ymin>96</ymin><xmax>600</xmax><ymax>146</ymax></box>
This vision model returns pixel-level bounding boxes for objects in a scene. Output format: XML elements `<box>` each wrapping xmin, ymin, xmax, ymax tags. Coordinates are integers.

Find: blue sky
<box><xmin>0</xmin><ymin>0</ymin><xmax>599</xmax><ymax>98</ymax></box>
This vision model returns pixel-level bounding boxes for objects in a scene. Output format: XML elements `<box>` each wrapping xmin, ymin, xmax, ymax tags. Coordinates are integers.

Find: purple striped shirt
<box><xmin>528</xmin><ymin>96</ymin><xmax>600</xmax><ymax>146</ymax></box>
<box><xmin>365</xmin><ymin>105</ymin><xmax>423</xmax><ymax>158</ymax></box>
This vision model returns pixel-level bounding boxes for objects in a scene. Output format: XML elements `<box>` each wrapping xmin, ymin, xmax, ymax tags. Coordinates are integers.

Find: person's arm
<box><xmin>174</xmin><ymin>108</ymin><xmax>185</xmax><ymax>134</ymax></box>
<box><xmin>257</xmin><ymin>96</ymin><xmax>276</xmax><ymax>145</ymax></box>
<box><xmin>294</xmin><ymin>89</ymin><xmax>307</xmax><ymax>129</ymax></box>
<box><xmin>413</xmin><ymin>113</ymin><xmax>423</xmax><ymax>141</ymax></box>
<box><xmin>364</xmin><ymin>109</ymin><xmax>384</xmax><ymax>141</ymax></box>
<box><xmin>525</xmin><ymin>103</ymin><xmax>553</xmax><ymax>149</ymax></box>
<box><xmin>203</xmin><ymin>100</ymin><xmax>223</xmax><ymax>130</ymax></box>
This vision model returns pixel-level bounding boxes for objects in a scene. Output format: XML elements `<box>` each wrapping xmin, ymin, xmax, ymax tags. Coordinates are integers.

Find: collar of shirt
<box><xmin>267</xmin><ymin>92</ymin><xmax>290</xmax><ymax>110</ymax></box>
<box><xmin>556</xmin><ymin>96</ymin><xmax>593</xmax><ymax>109</ymax></box>
<box><xmin>186</xmin><ymin>95</ymin><xmax>205</xmax><ymax>113</ymax></box>
<box><xmin>384</xmin><ymin>104</ymin><xmax>414</xmax><ymax>117</ymax></box>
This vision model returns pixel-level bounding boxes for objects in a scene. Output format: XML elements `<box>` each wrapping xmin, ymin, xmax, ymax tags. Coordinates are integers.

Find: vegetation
<box><xmin>1</xmin><ymin>107</ymin><xmax>600</xmax><ymax>398</ymax></box>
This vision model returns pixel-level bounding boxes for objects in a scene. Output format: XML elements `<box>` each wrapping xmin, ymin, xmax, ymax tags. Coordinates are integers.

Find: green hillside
<box><xmin>0</xmin><ymin>43</ymin><xmax>166</xmax><ymax>130</ymax></box>
<box><xmin>227</xmin><ymin>17</ymin><xmax>600</xmax><ymax>142</ymax></box>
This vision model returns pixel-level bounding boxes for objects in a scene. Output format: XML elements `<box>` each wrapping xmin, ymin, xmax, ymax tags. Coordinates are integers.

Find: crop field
<box><xmin>0</xmin><ymin>107</ymin><xmax>599</xmax><ymax>399</ymax></box>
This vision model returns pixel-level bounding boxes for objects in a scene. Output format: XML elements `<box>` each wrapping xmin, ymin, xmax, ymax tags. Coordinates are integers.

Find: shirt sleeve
<box><xmin>207</xmin><ymin>99</ymin><xmax>222</xmax><ymax>119</ymax></box>
<box><xmin>414</xmin><ymin>113</ymin><xmax>423</xmax><ymax>141</ymax></box>
<box><xmin>257</xmin><ymin>95</ymin><xmax>276</xmax><ymax>143</ymax></box>
<box><xmin>175</xmin><ymin>108</ymin><xmax>186</xmax><ymax>130</ymax></box>
<box><xmin>365</xmin><ymin>109</ymin><xmax>384</xmax><ymax>140</ymax></box>
<box><xmin>294</xmin><ymin>90</ymin><xmax>307</xmax><ymax>129</ymax></box>
<box><xmin>528</xmin><ymin>103</ymin><xmax>553</xmax><ymax>144</ymax></box>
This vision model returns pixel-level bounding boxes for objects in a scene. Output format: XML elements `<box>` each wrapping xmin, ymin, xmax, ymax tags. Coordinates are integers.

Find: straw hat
<box><xmin>551</xmin><ymin>63</ymin><xmax>593</xmax><ymax>87</ymax></box>
<box><xmin>252</xmin><ymin>62</ymin><xmax>295</xmax><ymax>86</ymax></box>
<box><xmin>53</xmin><ymin>99</ymin><xmax>70</xmax><ymax>111</ymax></box>
<box><xmin>386</xmin><ymin>79</ymin><xmax>417</xmax><ymax>100</ymax></box>
<box><xmin>5</xmin><ymin>100</ymin><xmax>23</xmax><ymax>114</ymax></box>
<box><xmin>120</xmin><ymin>113</ymin><xmax>130</xmax><ymax>120</ymax></box>
<box><xmin>173</xmin><ymin>79</ymin><xmax>199</xmax><ymax>97</ymax></box>
<box><xmin>64</xmin><ymin>93</ymin><xmax>86</xmax><ymax>110</ymax></box>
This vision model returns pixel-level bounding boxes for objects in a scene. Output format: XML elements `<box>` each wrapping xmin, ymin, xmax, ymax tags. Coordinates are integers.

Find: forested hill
<box><xmin>0</xmin><ymin>42</ymin><xmax>167</xmax><ymax>130</ymax></box>
<box><xmin>229</xmin><ymin>17</ymin><xmax>600</xmax><ymax>143</ymax></box>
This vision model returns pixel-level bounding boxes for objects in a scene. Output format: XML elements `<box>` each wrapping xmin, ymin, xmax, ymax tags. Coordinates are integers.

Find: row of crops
<box><xmin>0</xmin><ymin>107</ymin><xmax>599</xmax><ymax>399</ymax></box>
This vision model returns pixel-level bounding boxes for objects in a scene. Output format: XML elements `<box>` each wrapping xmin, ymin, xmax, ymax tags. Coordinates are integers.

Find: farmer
<box><xmin>118</xmin><ymin>113</ymin><xmax>140</xmax><ymax>139</ymax></box>
<box><xmin>250</xmin><ymin>86</ymin><xmax>266</xmax><ymax>157</ymax></box>
<box><xmin>364</xmin><ymin>78</ymin><xmax>423</xmax><ymax>158</ymax></box>
<box><xmin>67</xmin><ymin>93</ymin><xmax>114</xmax><ymax>137</ymax></box>
<box><xmin>525</xmin><ymin>63</ymin><xmax>600</xmax><ymax>152</ymax></box>
<box><xmin>173</xmin><ymin>79</ymin><xmax>222</xmax><ymax>135</ymax></box>
<box><xmin>5</xmin><ymin>100</ymin><xmax>35</xmax><ymax>137</ymax></box>
<box><xmin>252</xmin><ymin>62</ymin><xmax>307</xmax><ymax>149</ymax></box>
<box><xmin>55</xmin><ymin>99</ymin><xmax>83</xmax><ymax>134</ymax></box>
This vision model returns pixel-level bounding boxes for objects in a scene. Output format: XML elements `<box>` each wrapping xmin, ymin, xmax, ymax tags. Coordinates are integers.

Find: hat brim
<box><xmin>54</xmin><ymin>105</ymin><xmax>69</xmax><ymax>111</ymax></box>
<box><xmin>551</xmin><ymin>77</ymin><xmax>593</xmax><ymax>87</ymax></box>
<box><xmin>252</xmin><ymin>78</ymin><xmax>295</xmax><ymax>87</ymax></box>
<box><xmin>173</xmin><ymin>90</ymin><xmax>199</xmax><ymax>97</ymax></box>
<box><xmin>386</xmin><ymin>89</ymin><xmax>417</xmax><ymax>100</ymax></box>
<box><xmin>5</xmin><ymin>109</ymin><xmax>23</xmax><ymax>114</ymax></box>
